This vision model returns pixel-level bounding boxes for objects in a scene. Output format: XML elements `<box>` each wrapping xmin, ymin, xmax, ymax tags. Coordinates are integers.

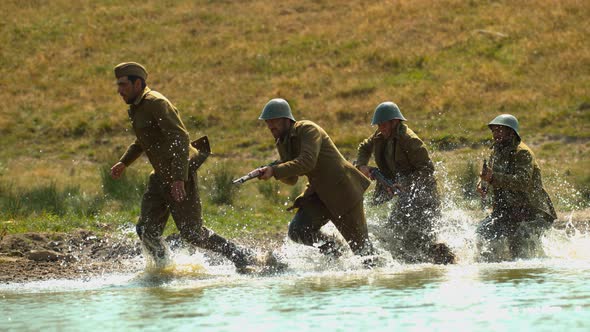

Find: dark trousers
<box><xmin>476</xmin><ymin>211</ymin><xmax>553</xmax><ymax>261</ymax></box>
<box><xmin>136</xmin><ymin>171</ymin><xmax>251</xmax><ymax>266</ymax></box>
<box><xmin>287</xmin><ymin>194</ymin><xmax>372</xmax><ymax>255</ymax></box>
<box><xmin>387</xmin><ymin>188</ymin><xmax>442</xmax><ymax>263</ymax></box>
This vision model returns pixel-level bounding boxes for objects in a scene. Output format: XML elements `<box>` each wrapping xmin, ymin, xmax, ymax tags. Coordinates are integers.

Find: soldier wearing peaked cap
<box><xmin>110</xmin><ymin>62</ymin><xmax>262</xmax><ymax>272</ymax></box>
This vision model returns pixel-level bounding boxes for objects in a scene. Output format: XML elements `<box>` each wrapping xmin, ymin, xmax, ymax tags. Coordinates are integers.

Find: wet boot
<box><xmin>355</xmin><ymin>241</ymin><xmax>386</xmax><ymax>269</ymax></box>
<box><xmin>203</xmin><ymin>233</ymin><xmax>262</xmax><ymax>272</ymax></box>
<box><xmin>429</xmin><ymin>243</ymin><xmax>456</xmax><ymax>265</ymax></box>
<box><xmin>188</xmin><ymin>228</ymin><xmax>256</xmax><ymax>271</ymax></box>
<box><xmin>259</xmin><ymin>251</ymin><xmax>289</xmax><ymax>275</ymax></box>
<box><xmin>230</xmin><ymin>247</ymin><xmax>261</xmax><ymax>274</ymax></box>
<box><xmin>141</xmin><ymin>236</ymin><xmax>172</xmax><ymax>269</ymax></box>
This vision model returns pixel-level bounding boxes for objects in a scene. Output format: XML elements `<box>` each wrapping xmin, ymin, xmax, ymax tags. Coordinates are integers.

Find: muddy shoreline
<box><xmin>0</xmin><ymin>230</ymin><xmax>144</xmax><ymax>284</ymax></box>
<box><xmin>0</xmin><ymin>229</ymin><xmax>287</xmax><ymax>284</ymax></box>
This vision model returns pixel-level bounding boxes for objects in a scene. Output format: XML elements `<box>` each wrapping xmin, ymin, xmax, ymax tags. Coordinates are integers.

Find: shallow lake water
<box><xmin>2</xmin><ymin>208</ymin><xmax>590</xmax><ymax>331</ymax></box>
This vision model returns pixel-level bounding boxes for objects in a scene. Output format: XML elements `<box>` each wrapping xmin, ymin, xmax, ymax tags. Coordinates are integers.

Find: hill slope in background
<box><xmin>0</xmin><ymin>0</ymin><xmax>588</xmax><ymax>196</ymax></box>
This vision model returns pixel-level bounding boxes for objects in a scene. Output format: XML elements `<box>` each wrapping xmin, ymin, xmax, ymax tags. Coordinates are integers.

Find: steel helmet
<box><xmin>488</xmin><ymin>114</ymin><xmax>520</xmax><ymax>139</ymax></box>
<box><xmin>259</xmin><ymin>98</ymin><xmax>296</xmax><ymax>121</ymax></box>
<box><xmin>371</xmin><ymin>101</ymin><xmax>407</xmax><ymax>125</ymax></box>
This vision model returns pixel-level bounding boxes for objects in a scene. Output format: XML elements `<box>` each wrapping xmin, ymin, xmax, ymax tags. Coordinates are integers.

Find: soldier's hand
<box><xmin>110</xmin><ymin>162</ymin><xmax>126</xmax><ymax>180</ymax></box>
<box><xmin>480</xmin><ymin>167</ymin><xmax>493</xmax><ymax>183</ymax></box>
<box><xmin>171</xmin><ymin>180</ymin><xmax>186</xmax><ymax>202</ymax></box>
<box><xmin>258</xmin><ymin>166</ymin><xmax>274</xmax><ymax>180</ymax></box>
<box><xmin>358</xmin><ymin>166</ymin><xmax>373</xmax><ymax>180</ymax></box>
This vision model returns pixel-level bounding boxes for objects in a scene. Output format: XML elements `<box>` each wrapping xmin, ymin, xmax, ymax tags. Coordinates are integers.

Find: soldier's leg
<box><xmin>331</xmin><ymin>199</ymin><xmax>373</xmax><ymax>256</ymax></box>
<box><xmin>169</xmin><ymin>173</ymin><xmax>257</xmax><ymax>268</ymax></box>
<box><xmin>476</xmin><ymin>215</ymin><xmax>513</xmax><ymax>262</ymax></box>
<box><xmin>288</xmin><ymin>194</ymin><xmax>331</xmax><ymax>248</ymax></box>
<box><xmin>510</xmin><ymin>214</ymin><xmax>552</xmax><ymax>259</ymax></box>
<box><xmin>387</xmin><ymin>196</ymin><xmax>429</xmax><ymax>262</ymax></box>
<box><xmin>137</xmin><ymin>174</ymin><xmax>171</xmax><ymax>264</ymax></box>
<box><xmin>414</xmin><ymin>202</ymin><xmax>456</xmax><ymax>264</ymax></box>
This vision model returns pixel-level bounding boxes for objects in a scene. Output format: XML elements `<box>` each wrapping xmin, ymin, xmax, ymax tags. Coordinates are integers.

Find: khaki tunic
<box><xmin>476</xmin><ymin>138</ymin><xmax>556</xmax><ymax>261</ymax></box>
<box><xmin>488</xmin><ymin>138</ymin><xmax>557</xmax><ymax>222</ymax></box>
<box><xmin>118</xmin><ymin>87</ymin><xmax>252</xmax><ymax>267</ymax></box>
<box><xmin>119</xmin><ymin>87</ymin><xmax>197</xmax><ymax>184</ymax></box>
<box><xmin>273</xmin><ymin>120</ymin><xmax>370</xmax><ymax>218</ymax></box>
<box><xmin>356</xmin><ymin>123</ymin><xmax>439</xmax><ymax>207</ymax></box>
<box><xmin>356</xmin><ymin>123</ymin><xmax>441</xmax><ymax>263</ymax></box>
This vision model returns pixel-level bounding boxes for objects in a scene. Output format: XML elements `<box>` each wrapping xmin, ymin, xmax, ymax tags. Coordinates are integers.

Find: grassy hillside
<box><xmin>1</xmin><ymin>0</ymin><xmax>588</xmax><ymax>235</ymax></box>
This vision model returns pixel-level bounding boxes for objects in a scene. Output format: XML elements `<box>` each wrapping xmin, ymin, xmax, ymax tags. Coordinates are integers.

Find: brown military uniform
<box><xmin>272</xmin><ymin>120</ymin><xmax>372</xmax><ymax>255</ymax></box>
<box><xmin>356</xmin><ymin>123</ymin><xmax>443</xmax><ymax>263</ymax></box>
<box><xmin>477</xmin><ymin>137</ymin><xmax>556</xmax><ymax>261</ymax></box>
<box><xmin>120</xmin><ymin>86</ymin><xmax>254</xmax><ymax>268</ymax></box>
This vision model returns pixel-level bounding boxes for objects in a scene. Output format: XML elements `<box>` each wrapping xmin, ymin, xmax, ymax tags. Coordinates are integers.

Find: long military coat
<box><xmin>356</xmin><ymin>123</ymin><xmax>439</xmax><ymax>206</ymax></box>
<box><xmin>119</xmin><ymin>87</ymin><xmax>197</xmax><ymax>184</ymax></box>
<box><xmin>272</xmin><ymin>120</ymin><xmax>370</xmax><ymax>217</ymax></box>
<box><xmin>488</xmin><ymin>138</ymin><xmax>556</xmax><ymax>222</ymax></box>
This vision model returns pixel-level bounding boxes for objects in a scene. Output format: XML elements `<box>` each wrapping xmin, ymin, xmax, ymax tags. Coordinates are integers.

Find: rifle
<box><xmin>232</xmin><ymin>161</ymin><xmax>279</xmax><ymax>185</ymax></box>
<box><xmin>369</xmin><ymin>167</ymin><xmax>401</xmax><ymax>196</ymax></box>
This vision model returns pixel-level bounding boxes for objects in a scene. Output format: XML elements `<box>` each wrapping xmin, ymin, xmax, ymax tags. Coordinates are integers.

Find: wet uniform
<box><xmin>356</xmin><ymin>123</ymin><xmax>444</xmax><ymax>263</ymax></box>
<box><xmin>272</xmin><ymin>120</ymin><xmax>373</xmax><ymax>255</ymax></box>
<box><xmin>120</xmin><ymin>86</ymin><xmax>253</xmax><ymax>267</ymax></box>
<box><xmin>477</xmin><ymin>137</ymin><xmax>556</xmax><ymax>261</ymax></box>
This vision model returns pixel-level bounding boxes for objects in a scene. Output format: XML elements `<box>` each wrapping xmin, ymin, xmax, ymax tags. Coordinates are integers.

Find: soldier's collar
<box><xmin>132</xmin><ymin>86</ymin><xmax>151</xmax><ymax>106</ymax></box>
<box><xmin>394</xmin><ymin>123</ymin><xmax>407</xmax><ymax>138</ymax></box>
<box><xmin>276</xmin><ymin>121</ymin><xmax>296</xmax><ymax>144</ymax></box>
<box><xmin>286</xmin><ymin>121</ymin><xmax>297</xmax><ymax>138</ymax></box>
<box><xmin>492</xmin><ymin>136</ymin><xmax>519</xmax><ymax>150</ymax></box>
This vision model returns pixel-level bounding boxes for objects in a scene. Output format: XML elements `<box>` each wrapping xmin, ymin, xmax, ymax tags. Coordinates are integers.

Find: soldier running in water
<box><xmin>356</xmin><ymin>102</ymin><xmax>455</xmax><ymax>264</ymax></box>
<box><xmin>476</xmin><ymin>114</ymin><xmax>556</xmax><ymax>262</ymax></box>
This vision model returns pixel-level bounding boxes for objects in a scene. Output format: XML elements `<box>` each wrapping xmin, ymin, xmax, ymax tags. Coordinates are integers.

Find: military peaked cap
<box><xmin>114</xmin><ymin>62</ymin><xmax>148</xmax><ymax>80</ymax></box>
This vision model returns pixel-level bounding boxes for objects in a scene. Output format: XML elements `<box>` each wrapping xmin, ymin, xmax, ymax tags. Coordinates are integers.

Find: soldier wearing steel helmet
<box><xmin>110</xmin><ymin>62</ymin><xmax>262</xmax><ymax>272</ymax></box>
<box><xmin>355</xmin><ymin>101</ymin><xmax>454</xmax><ymax>264</ymax></box>
<box><xmin>256</xmin><ymin>98</ymin><xmax>375</xmax><ymax>258</ymax></box>
<box><xmin>476</xmin><ymin>114</ymin><xmax>556</xmax><ymax>262</ymax></box>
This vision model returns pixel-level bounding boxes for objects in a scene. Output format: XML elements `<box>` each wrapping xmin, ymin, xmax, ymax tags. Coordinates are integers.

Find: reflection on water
<box><xmin>274</xmin><ymin>267</ymin><xmax>445</xmax><ymax>299</ymax></box>
<box><xmin>478</xmin><ymin>267</ymin><xmax>551</xmax><ymax>284</ymax></box>
<box><xmin>2</xmin><ymin>260</ymin><xmax>590</xmax><ymax>331</ymax></box>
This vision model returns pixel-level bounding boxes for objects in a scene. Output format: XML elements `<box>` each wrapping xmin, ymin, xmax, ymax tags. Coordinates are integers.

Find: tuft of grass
<box><xmin>257</xmin><ymin>180</ymin><xmax>282</xmax><ymax>204</ymax></box>
<box><xmin>206</xmin><ymin>162</ymin><xmax>237</xmax><ymax>205</ymax></box>
<box><xmin>0</xmin><ymin>182</ymin><xmax>102</xmax><ymax>218</ymax></box>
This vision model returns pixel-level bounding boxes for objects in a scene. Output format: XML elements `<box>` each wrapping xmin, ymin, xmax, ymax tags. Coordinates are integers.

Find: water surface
<box><xmin>2</xmin><ymin>209</ymin><xmax>590</xmax><ymax>331</ymax></box>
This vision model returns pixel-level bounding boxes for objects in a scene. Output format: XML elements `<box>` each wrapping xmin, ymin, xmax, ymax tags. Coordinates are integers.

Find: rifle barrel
<box><xmin>232</xmin><ymin>169</ymin><xmax>261</xmax><ymax>185</ymax></box>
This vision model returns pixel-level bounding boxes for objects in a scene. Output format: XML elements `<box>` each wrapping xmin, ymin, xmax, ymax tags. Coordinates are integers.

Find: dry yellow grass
<box><xmin>0</xmin><ymin>0</ymin><xmax>588</xmax><ymax>201</ymax></box>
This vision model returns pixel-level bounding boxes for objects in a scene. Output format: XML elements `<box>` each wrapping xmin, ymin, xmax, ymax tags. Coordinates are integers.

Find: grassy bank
<box><xmin>1</xmin><ymin>0</ymin><xmax>588</xmax><ymax>236</ymax></box>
